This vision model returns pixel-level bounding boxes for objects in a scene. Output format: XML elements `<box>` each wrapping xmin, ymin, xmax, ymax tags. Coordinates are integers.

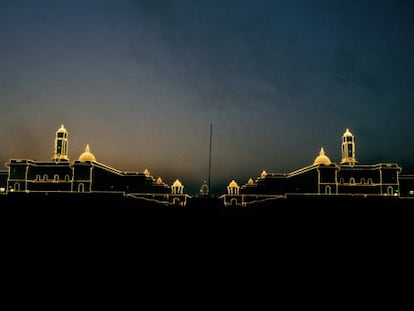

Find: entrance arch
<box><xmin>78</xmin><ymin>183</ymin><xmax>85</xmax><ymax>192</ymax></box>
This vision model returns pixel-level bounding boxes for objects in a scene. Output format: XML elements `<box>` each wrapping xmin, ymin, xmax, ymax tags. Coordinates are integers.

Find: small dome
<box><xmin>79</xmin><ymin>144</ymin><xmax>96</xmax><ymax>162</ymax></box>
<box><xmin>228</xmin><ymin>180</ymin><xmax>239</xmax><ymax>188</ymax></box>
<box><xmin>343</xmin><ymin>128</ymin><xmax>353</xmax><ymax>137</ymax></box>
<box><xmin>57</xmin><ymin>124</ymin><xmax>68</xmax><ymax>133</ymax></box>
<box><xmin>260</xmin><ymin>170</ymin><xmax>267</xmax><ymax>178</ymax></box>
<box><xmin>144</xmin><ymin>169</ymin><xmax>150</xmax><ymax>177</ymax></box>
<box><xmin>199</xmin><ymin>181</ymin><xmax>209</xmax><ymax>196</ymax></box>
<box><xmin>156</xmin><ymin>177</ymin><xmax>163</xmax><ymax>184</ymax></box>
<box><xmin>172</xmin><ymin>179</ymin><xmax>183</xmax><ymax>187</ymax></box>
<box><xmin>247</xmin><ymin>178</ymin><xmax>254</xmax><ymax>185</ymax></box>
<box><xmin>314</xmin><ymin>147</ymin><xmax>331</xmax><ymax>165</ymax></box>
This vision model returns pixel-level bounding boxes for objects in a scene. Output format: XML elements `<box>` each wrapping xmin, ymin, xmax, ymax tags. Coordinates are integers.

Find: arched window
<box><xmin>65</xmin><ymin>175</ymin><xmax>70</xmax><ymax>182</ymax></box>
<box><xmin>387</xmin><ymin>186</ymin><xmax>393</xmax><ymax>195</ymax></box>
<box><xmin>350</xmin><ymin>177</ymin><xmax>355</xmax><ymax>184</ymax></box>
<box><xmin>78</xmin><ymin>183</ymin><xmax>85</xmax><ymax>192</ymax></box>
<box><xmin>36</xmin><ymin>175</ymin><xmax>41</xmax><ymax>181</ymax></box>
<box><xmin>325</xmin><ymin>185</ymin><xmax>332</xmax><ymax>195</ymax></box>
<box><xmin>367</xmin><ymin>178</ymin><xmax>373</xmax><ymax>184</ymax></box>
<box><xmin>43</xmin><ymin>174</ymin><xmax>48</xmax><ymax>181</ymax></box>
<box><xmin>230</xmin><ymin>198</ymin><xmax>238</xmax><ymax>206</ymax></box>
<box><xmin>173</xmin><ymin>198</ymin><xmax>181</xmax><ymax>205</ymax></box>
<box><xmin>54</xmin><ymin>175</ymin><xmax>59</xmax><ymax>182</ymax></box>
<box><xmin>360</xmin><ymin>178</ymin><xmax>365</xmax><ymax>184</ymax></box>
<box><xmin>14</xmin><ymin>183</ymin><xmax>20</xmax><ymax>192</ymax></box>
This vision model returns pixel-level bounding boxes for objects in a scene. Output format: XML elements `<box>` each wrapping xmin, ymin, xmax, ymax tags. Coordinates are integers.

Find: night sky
<box><xmin>1</xmin><ymin>0</ymin><xmax>413</xmax><ymax>194</ymax></box>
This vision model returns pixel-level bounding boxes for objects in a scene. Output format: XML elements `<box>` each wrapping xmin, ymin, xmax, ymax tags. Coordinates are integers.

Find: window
<box><xmin>325</xmin><ymin>185</ymin><xmax>331</xmax><ymax>195</ymax></box>
<box><xmin>54</xmin><ymin>175</ymin><xmax>59</xmax><ymax>182</ymax></box>
<box><xmin>78</xmin><ymin>183</ymin><xmax>85</xmax><ymax>192</ymax></box>
<box><xmin>360</xmin><ymin>178</ymin><xmax>365</xmax><ymax>184</ymax></box>
<box><xmin>65</xmin><ymin>175</ymin><xmax>70</xmax><ymax>181</ymax></box>
<box><xmin>350</xmin><ymin>178</ymin><xmax>355</xmax><ymax>184</ymax></box>
<box><xmin>367</xmin><ymin>178</ymin><xmax>373</xmax><ymax>184</ymax></box>
<box><xmin>43</xmin><ymin>175</ymin><xmax>48</xmax><ymax>181</ymax></box>
<box><xmin>340</xmin><ymin>178</ymin><xmax>344</xmax><ymax>184</ymax></box>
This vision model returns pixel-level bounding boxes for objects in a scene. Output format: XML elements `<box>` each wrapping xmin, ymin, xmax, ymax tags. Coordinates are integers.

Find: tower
<box><xmin>341</xmin><ymin>128</ymin><xmax>356</xmax><ymax>164</ymax></box>
<box><xmin>52</xmin><ymin>124</ymin><xmax>69</xmax><ymax>162</ymax></box>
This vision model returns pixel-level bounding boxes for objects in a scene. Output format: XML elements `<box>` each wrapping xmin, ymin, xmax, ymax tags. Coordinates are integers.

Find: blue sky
<box><xmin>1</xmin><ymin>0</ymin><xmax>413</xmax><ymax>194</ymax></box>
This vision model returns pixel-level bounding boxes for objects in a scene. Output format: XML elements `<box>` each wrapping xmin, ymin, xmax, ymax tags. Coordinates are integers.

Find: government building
<box><xmin>1</xmin><ymin>126</ymin><xmax>414</xmax><ymax>207</ymax></box>
<box><xmin>221</xmin><ymin>129</ymin><xmax>414</xmax><ymax>206</ymax></box>
<box><xmin>0</xmin><ymin>125</ymin><xmax>190</xmax><ymax>206</ymax></box>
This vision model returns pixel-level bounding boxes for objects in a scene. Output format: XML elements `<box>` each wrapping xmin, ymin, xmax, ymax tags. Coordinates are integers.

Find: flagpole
<box><xmin>208</xmin><ymin>123</ymin><xmax>212</xmax><ymax>197</ymax></box>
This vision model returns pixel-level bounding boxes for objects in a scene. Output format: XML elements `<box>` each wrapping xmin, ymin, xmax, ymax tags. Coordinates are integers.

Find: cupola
<box><xmin>79</xmin><ymin>144</ymin><xmax>96</xmax><ymax>162</ymax></box>
<box><xmin>313</xmin><ymin>147</ymin><xmax>331</xmax><ymax>165</ymax></box>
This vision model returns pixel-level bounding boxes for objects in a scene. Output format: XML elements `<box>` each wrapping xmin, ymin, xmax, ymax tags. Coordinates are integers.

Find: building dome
<box><xmin>57</xmin><ymin>124</ymin><xmax>68</xmax><ymax>133</ymax></box>
<box><xmin>228</xmin><ymin>180</ymin><xmax>239</xmax><ymax>188</ymax></box>
<box><xmin>172</xmin><ymin>179</ymin><xmax>183</xmax><ymax>188</ymax></box>
<box><xmin>79</xmin><ymin>144</ymin><xmax>96</xmax><ymax>162</ymax></box>
<box><xmin>313</xmin><ymin>147</ymin><xmax>331</xmax><ymax>165</ymax></box>
<box><xmin>227</xmin><ymin>180</ymin><xmax>240</xmax><ymax>195</ymax></box>
<box><xmin>171</xmin><ymin>179</ymin><xmax>184</xmax><ymax>195</ymax></box>
<box><xmin>199</xmin><ymin>181</ymin><xmax>209</xmax><ymax>196</ymax></box>
<box><xmin>343</xmin><ymin>128</ymin><xmax>353</xmax><ymax>137</ymax></box>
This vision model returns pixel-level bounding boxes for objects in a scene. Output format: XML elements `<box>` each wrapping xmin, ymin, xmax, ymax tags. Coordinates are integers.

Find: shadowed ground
<box><xmin>1</xmin><ymin>193</ymin><xmax>413</xmax><ymax>293</ymax></box>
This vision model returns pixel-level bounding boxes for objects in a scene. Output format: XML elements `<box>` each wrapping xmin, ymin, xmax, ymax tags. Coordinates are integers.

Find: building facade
<box><xmin>221</xmin><ymin>129</ymin><xmax>414</xmax><ymax>206</ymax></box>
<box><xmin>1</xmin><ymin>126</ymin><xmax>414</xmax><ymax>206</ymax></box>
<box><xmin>0</xmin><ymin>125</ymin><xmax>190</xmax><ymax>206</ymax></box>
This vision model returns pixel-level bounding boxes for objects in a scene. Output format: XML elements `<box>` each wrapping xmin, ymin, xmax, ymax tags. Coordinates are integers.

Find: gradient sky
<box><xmin>1</xmin><ymin>0</ymin><xmax>413</xmax><ymax>194</ymax></box>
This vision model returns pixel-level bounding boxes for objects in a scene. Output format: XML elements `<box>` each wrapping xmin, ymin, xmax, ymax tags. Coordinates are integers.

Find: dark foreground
<box><xmin>1</xmin><ymin>193</ymin><xmax>414</xmax><ymax>297</ymax></box>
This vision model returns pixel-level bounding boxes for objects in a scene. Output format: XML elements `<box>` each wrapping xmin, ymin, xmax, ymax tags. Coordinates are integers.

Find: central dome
<box><xmin>79</xmin><ymin>144</ymin><xmax>96</xmax><ymax>162</ymax></box>
<box><xmin>314</xmin><ymin>147</ymin><xmax>331</xmax><ymax>165</ymax></box>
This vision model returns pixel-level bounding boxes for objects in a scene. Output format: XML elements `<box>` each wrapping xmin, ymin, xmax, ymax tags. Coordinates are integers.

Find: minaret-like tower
<box><xmin>52</xmin><ymin>124</ymin><xmax>69</xmax><ymax>162</ymax></box>
<box><xmin>340</xmin><ymin>128</ymin><xmax>356</xmax><ymax>165</ymax></box>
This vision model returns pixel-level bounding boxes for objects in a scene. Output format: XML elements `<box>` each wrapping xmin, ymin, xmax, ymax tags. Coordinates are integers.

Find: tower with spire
<box><xmin>340</xmin><ymin>128</ymin><xmax>356</xmax><ymax>165</ymax></box>
<box><xmin>52</xmin><ymin>124</ymin><xmax>69</xmax><ymax>162</ymax></box>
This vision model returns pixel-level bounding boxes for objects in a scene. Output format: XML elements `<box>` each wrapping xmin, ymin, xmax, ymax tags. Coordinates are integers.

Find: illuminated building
<box><xmin>1</xmin><ymin>126</ymin><xmax>413</xmax><ymax>206</ymax></box>
<box><xmin>221</xmin><ymin>129</ymin><xmax>414</xmax><ymax>206</ymax></box>
<box><xmin>0</xmin><ymin>125</ymin><xmax>190</xmax><ymax>206</ymax></box>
